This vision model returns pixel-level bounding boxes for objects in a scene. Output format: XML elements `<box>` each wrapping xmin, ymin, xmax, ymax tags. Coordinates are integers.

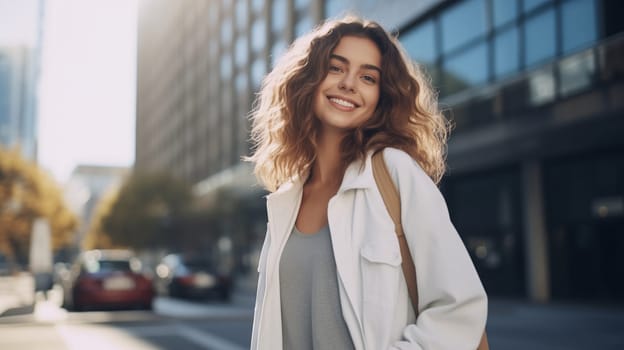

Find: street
<box><xmin>0</xmin><ymin>286</ymin><xmax>254</xmax><ymax>350</ymax></box>
<box><xmin>486</xmin><ymin>299</ymin><xmax>624</xmax><ymax>349</ymax></box>
<box><xmin>0</xmin><ymin>318</ymin><xmax>251</xmax><ymax>350</ymax></box>
<box><xmin>1</xmin><ymin>281</ymin><xmax>624</xmax><ymax>349</ymax></box>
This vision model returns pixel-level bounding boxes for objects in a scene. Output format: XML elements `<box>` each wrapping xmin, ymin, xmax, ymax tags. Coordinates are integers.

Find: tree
<box><xmin>86</xmin><ymin>172</ymin><xmax>193</xmax><ymax>251</ymax></box>
<box><xmin>83</xmin><ymin>186</ymin><xmax>121</xmax><ymax>250</ymax></box>
<box><xmin>0</xmin><ymin>147</ymin><xmax>77</xmax><ymax>266</ymax></box>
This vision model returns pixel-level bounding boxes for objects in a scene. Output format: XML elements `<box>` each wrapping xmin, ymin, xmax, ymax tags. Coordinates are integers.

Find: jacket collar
<box><xmin>265</xmin><ymin>151</ymin><xmax>376</xmax><ymax>240</ymax></box>
<box><xmin>338</xmin><ymin>151</ymin><xmax>376</xmax><ymax>192</ymax></box>
<box><xmin>266</xmin><ymin>150</ymin><xmax>377</xmax><ymax>200</ymax></box>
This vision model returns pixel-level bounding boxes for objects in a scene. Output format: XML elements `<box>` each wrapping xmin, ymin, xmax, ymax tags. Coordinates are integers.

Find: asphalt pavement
<box><xmin>1</xmin><ymin>275</ymin><xmax>623</xmax><ymax>349</ymax></box>
<box><xmin>486</xmin><ymin>298</ymin><xmax>624</xmax><ymax>349</ymax></box>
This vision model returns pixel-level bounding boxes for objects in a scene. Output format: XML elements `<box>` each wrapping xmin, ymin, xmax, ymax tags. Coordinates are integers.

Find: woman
<box><xmin>247</xmin><ymin>15</ymin><xmax>488</xmax><ymax>350</ymax></box>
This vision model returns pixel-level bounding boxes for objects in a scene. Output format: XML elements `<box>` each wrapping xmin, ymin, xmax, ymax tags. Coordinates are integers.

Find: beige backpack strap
<box><xmin>371</xmin><ymin>151</ymin><xmax>490</xmax><ymax>350</ymax></box>
<box><xmin>371</xmin><ymin>151</ymin><xmax>419</xmax><ymax>316</ymax></box>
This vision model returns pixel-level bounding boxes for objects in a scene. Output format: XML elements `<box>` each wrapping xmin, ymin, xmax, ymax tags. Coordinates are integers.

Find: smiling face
<box><xmin>313</xmin><ymin>35</ymin><xmax>382</xmax><ymax>136</ymax></box>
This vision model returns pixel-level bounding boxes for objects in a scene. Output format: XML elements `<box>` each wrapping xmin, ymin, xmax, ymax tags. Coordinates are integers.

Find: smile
<box><xmin>328</xmin><ymin>96</ymin><xmax>358</xmax><ymax>109</ymax></box>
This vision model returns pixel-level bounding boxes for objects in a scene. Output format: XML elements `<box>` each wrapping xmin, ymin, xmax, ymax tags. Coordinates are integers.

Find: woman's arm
<box><xmin>384</xmin><ymin>148</ymin><xmax>488</xmax><ymax>350</ymax></box>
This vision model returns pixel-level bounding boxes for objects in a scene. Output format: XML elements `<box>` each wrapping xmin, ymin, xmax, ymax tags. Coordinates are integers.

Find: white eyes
<box><xmin>329</xmin><ymin>64</ymin><xmax>378</xmax><ymax>85</ymax></box>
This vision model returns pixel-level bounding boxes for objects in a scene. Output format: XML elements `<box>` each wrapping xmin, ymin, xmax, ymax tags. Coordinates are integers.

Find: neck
<box><xmin>308</xmin><ymin>129</ymin><xmax>345</xmax><ymax>187</ymax></box>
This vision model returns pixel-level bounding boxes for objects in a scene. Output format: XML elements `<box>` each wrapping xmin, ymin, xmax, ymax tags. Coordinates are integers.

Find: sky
<box><xmin>0</xmin><ymin>0</ymin><xmax>39</xmax><ymax>45</ymax></box>
<box><xmin>37</xmin><ymin>0</ymin><xmax>137</xmax><ymax>183</ymax></box>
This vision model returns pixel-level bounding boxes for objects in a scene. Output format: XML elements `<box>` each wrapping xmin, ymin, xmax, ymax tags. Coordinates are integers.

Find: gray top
<box><xmin>279</xmin><ymin>225</ymin><xmax>355</xmax><ymax>350</ymax></box>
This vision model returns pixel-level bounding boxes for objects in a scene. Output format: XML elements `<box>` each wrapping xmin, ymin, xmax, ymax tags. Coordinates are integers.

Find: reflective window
<box><xmin>443</xmin><ymin>42</ymin><xmax>488</xmax><ymax>95</ymax></box>
<box><xmin>251</xmin><ymin>20</ymin><xmax>266</xmax><ymax>53</ymax></box>
<box><xmin>325</xmin><ymin>0</ymin><xmax>348</xmax><ymax>18</ymax></box>
<box><xmin>236</xmin><ymin>0</ymin><xmax>248</xmax><ymax>32</ymax></box>
<box><xmin>221</xmin><ymin>17</ymin><xmax>233</xmax><ymax>46</ymax></box>
<box><xmin>524</xmin><ymin>8</ymin><xmax>556</xmax><ymax>67</ymax></box>
<box><xmin>209</xmin><ymin>2</ymin><xmax>218</xmax><ymax>25</ymax></box>
<box><xmin>271</xmin><ymin>39</ymin><xmax>287</xmax><ymax>67</ymax></box>
<box><xmin>494</xmin><ymin>27</ymin><xmax>519</xmax><ymax>78</ymax></box>
<box><xmin>220</xmin><ymin>53</ymin><xmax>232</xmax><ymax>81</ymax></box>
<box><xmin>400</xmin><ymin>20</ymin><xmax>436</xmax><ymax>64</ymax></box>
<box><xmin>529</xmin><ymin>68</ymin><xmax>555</xmax><ymax>105</ymax></box>
<box><xmin>235</xmin><ymin>36</ymin><xmax>248</xmax><ymax>67</ymax></box>
<box><xmin>272</xmin><ymin>0</ymin><xmax>287</xmax><ymax>33</ymax></box>
<box><xmin>440</xmin><ymin>0</ymin><xmax>486</xmax><ymax>54</ymax></box>
<box><xmin>208</xmin><ymin>38</ymin><xmax>218</xmax><ymax>60</ymax></box>
<box><xmin>251</xmin><ymin>59</ymin><xmax>266</xmax><ymax>89</ymax></box>
<box><xmin>492</xmin><ymin>0</ymin><xmax>518</xmax><ymax>28</ymax></box>
<box><xmin>295</xmin><ymin>16</ymin><xmax>314</xmax><ymax>37</ymax></box>
<box><xmin>252</xmin><ymin>0</ymin><xmax>264</xmax><ymax>14</ymax></box>
<box><xmin>295</xmin><ymin>0</ymin><xmax>309</xmax><ymax>11</ymax></box>
<box><xmin>558</xmin><ymin>50</ymin><xmax>595</xmax><ymax>96</ymax></box>
<box><xmin>523</xmin><ymin>0</ymin><xmax>551</xmax><ymax>13</ymax></box>
<box><xmin>235</xmin><ymin>71</ymin><xmax>248</xmax><ymax>94</ymax></box>
<box><xmin>561</xmin><ymin>0</ymin><xmax>597</xmax><ymax>54</ymax></box>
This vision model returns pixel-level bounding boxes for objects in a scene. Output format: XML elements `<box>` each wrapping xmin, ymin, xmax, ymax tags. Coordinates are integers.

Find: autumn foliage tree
<box><xmin>0</xmin><ymin>147</ymin><xmax>77</xmax><ymax>266</ymax></box>
<box><xmin>86</xmin><ymin>172</ymin><xmax>192</xmax><ymax>251</ymax></box>
<box><xmin>83</xmin><ymin>186</ymin><xmax>121</xmax><ymax>250</ymax></box>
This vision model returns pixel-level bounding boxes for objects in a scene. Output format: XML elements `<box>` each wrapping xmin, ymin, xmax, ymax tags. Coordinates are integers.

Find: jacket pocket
<box><xmin>360</xmin><ymin>236</ymin><xmax>402</xmax><ymax>304</ymax></box>
<box><xmin>360</xmin><ymin>238</ymin><xmax>402</xmax><ymax>266</ymax></box>
<box><xmin>359</xmin><ymin>235</ymin><xmax>403</xmax><ymax>346</ymax></box>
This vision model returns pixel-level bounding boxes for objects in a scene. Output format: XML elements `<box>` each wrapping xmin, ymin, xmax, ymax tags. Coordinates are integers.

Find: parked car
<box><xmin>61</xmin><ymin>249</ymin><xmax>154</xmax><ymax>311</ymax></box>
<box><xmin>155</xmin><ymin>253</ymin><xmax>232</xmax><ymax>301</ymax></box>
<box><xmin>0</xmin><ymin>253</ymin><xmax>11</xmax><ymax>276</ymax></box>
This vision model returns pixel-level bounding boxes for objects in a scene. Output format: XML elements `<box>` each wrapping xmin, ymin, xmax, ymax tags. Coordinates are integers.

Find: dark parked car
<box><xmin>155</xmin><ymin>253</ymin><xmax>231</xmax><ymax>301</ymax></box>
<box><xmin>0</xmin><ymin>253</ymin><xmax>11</xmax><ymax>276</ymax></box>
<box><xmin>61</xmin><ymin>249</ymin><xmax>154</xmax><ymax>311</ymax></box>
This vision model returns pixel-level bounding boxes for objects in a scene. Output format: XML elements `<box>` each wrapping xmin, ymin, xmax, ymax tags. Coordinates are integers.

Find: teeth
<box><xmin>330</xmin><ymin>98</ymin><xmax>355</xmax><ymax>108</ymax></box>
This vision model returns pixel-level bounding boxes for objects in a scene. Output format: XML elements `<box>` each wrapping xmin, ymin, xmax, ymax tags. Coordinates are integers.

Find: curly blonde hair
<box><xmin>247</xmin><ymin>16</ymin><xmax>450</xmax><ymax>192</ymax></box>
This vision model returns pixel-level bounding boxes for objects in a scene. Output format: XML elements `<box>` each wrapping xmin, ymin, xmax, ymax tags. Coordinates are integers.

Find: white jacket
<box><xmin>251</xmin><ymin>148</ymin><xmax>488</xmax><ymax>350</ymax></box>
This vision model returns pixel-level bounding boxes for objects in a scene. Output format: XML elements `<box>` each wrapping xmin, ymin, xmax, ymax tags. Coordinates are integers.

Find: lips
<box><xmin>327</xmin><ymin>95</ymin><xmax>359</xmax><ymax>110</ymax></box>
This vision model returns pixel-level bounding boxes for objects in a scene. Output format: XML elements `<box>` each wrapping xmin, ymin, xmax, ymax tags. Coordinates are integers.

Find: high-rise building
<box><xmin>390</xmin><ymin>0</ymin><xmax>624</xmax><ymax>303</ymax></box>
<box><xmin>64</xmin><ymin>164</ymin><xmax>129</xmax><ymax>253</ymax></box>
<box><xmin>136</xmin><ymin>0</ymin><xmax>624</xmax><ymax>302</ymax></box>
<box><xmin>0</xmin><ymin>0</ymin><xmax>43</xmax><ymax>160</ymax></box>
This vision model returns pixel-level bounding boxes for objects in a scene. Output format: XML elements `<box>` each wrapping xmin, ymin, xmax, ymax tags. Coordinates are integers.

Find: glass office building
<box><xmin>135</xmin><ymin>0</ymin><xmax>624</xmax><ymax>302</ymax></box>
<box><xmin>0</xmin><ymin>0</ymin><xmax>43</xmax><ymax>160</ymax></box>
<box><xmin>396</xmin><ymin>0</ymin><xmax>624</xmax><ymax>302</ymax></box>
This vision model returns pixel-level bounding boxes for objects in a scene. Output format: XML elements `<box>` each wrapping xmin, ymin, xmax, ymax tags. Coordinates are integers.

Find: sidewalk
<box><xmin>0</xmin><ymin>274</ymin><xmax>35</xmax><ymax>316</ymax></box>
<box><xmin>486</xmin><ymin>298</ymin><xmax>624</xmax><ymax>349</ymax></box>
<box><xmin>234</xmin><ymin>274</ymin><xmax>624</xmax><ymax>348</ymax></box>
<box><xmin>3</xmin><ymin>275</ymin><xmax>623</xmax><ymax>349</ymax></box>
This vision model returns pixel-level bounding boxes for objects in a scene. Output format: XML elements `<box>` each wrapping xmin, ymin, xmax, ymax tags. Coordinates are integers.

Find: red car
<box><xmin>61</xmin><ymin>250</ymin><xmax>154</xmax><ymax>311</ymax></box>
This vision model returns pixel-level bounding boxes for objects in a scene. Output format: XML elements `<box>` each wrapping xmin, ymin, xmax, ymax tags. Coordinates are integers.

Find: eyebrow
<box><xmin>330</xmin><ymin>54</ymin><xmax>382</xmax><ymax>74</ymax></box>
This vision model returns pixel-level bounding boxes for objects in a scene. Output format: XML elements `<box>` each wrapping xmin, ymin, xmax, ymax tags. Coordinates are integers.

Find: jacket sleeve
<box><xmin>383</xmin><ymin>148</ymin><xmax>488</xmax><ymax>350</ymax></box>
<box><xmin>250</xmin><ymin>228</ymin><xmax>271</xmax><ymax>350</ymax></box>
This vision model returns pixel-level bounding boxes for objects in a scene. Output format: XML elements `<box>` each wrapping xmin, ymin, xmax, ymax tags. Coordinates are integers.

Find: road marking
<box><xmin>56</xmin><ymin>324</ymin><xmax>158</xmax><ymax>350</ymax></box>
<box><xmin>55</xmin><ymin>323</ymin><xmax>246</xmax><ymax>350</ymax></box>
<box><xmin>34</xmin><ymin>300</ymin><xmax>67</xmax><ymax>322</ymax></box>
<box><xmin>154</xmin><ymin>297</ymin><xmax>253</xmax><ymax>320</ymax></box>
<box><xmin>174</xmin><ymin>323</ymin><xmax>246</xmax><ymax>350</ymax></box>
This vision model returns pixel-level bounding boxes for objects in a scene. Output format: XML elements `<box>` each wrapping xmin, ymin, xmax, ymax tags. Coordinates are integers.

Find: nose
<box><xmin>338</xmin><ymin>73</ymin><xmax>356</xmax><ymax>92</ymax></box>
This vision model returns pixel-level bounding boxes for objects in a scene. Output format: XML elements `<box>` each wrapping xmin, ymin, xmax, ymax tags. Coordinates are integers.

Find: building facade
<box><xmin>63</xmin><ymin>165</ymin><xmax>129</xmax><ymax>255</ymax></box>
<box><xmin>0</xmin><ymin>0</ymin><xmax>43</xmax><ymax>160</ymax></box>
<box><xmin>136</xmin><ymin>0</ymin><xmax>624</xmax><ymax>302</ymax></box>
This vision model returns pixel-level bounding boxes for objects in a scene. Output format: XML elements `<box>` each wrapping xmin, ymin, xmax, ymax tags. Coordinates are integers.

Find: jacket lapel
<box><xmin>339</xmin><ymin>152</ymin><xmax>376</xmax><ymax>192</ymax></box>
<box><xmin>329</xmin><ymin>155</ymin><xmax>376</xmax><ymax>345</ymax></box>
<box><xmin>265</xmin><ymin>179</ymin><xmax>304</xmax><ymax>284</ymax></box>
<box><xmin>261</xmin><ymin>156</ymin><xmax>376</xmax><ymax>349</ymax></box>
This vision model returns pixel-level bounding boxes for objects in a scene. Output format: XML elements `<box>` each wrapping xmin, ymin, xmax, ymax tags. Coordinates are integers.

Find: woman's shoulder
<box><xmin>377</xmin><ymin>147</ymin><xmax>436</xmax><ymax>188</ymax></box>
<box><xmin>379</xmin><ymin>148</ymin><xmax>425</xmax><ymax>174</ymax></box>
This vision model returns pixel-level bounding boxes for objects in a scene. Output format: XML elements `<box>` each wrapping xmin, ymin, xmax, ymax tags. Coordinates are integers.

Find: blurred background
<box><xmin>1</xmin><ymin>0</ymin><xmax>623</xmax><ymax>349</ymax></box>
